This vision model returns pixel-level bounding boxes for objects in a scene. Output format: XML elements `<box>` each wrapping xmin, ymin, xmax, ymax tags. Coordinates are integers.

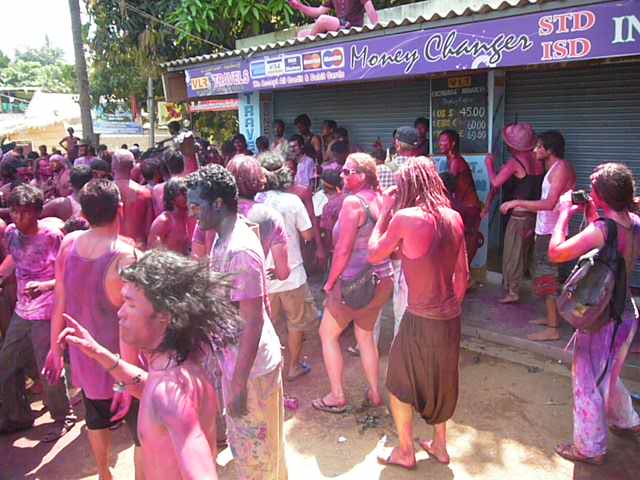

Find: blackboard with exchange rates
<box><xmin>431</xmin><ymin>74</ymin><xmax>488</xmax><ymax>154</ymax></box>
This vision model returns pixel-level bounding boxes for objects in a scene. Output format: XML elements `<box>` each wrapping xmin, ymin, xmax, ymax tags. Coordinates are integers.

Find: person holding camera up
<box><xmin>548</xmin><ymin>163</ymin><xmax>640</xmax><ymax>464</ymax></box>
<box><xmin>501</xmin><ymin>131</ymin><xmax>576</xmax><ymax>341</ymax></box>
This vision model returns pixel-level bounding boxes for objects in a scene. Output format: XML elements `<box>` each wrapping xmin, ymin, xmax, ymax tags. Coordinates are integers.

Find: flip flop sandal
<box><xmin>346</xmin><ymin>346</ymin><xmax>360</xmax><ymax>357</ymax></box>
<box><xmin>377</xmin><ymin>451</ymin><xmax>417</xmax><ymax>471</ymax></box>
<box><xmin>554</xmin><ymin>443</ymin><xmax>605</xmax><ymax>465</ymax></box>
<box><xmin>311</xmin><ymin>397</ymin><xmax>347</xmax><ymax>414</ymax></box>
<box><xmin>287</xmin><ymin>362</ymin><xmax>311</xmax><ymax>381</ymax></box>
<box><xmin>41</xmin><ymin>419</ymin><xmax>75</xmax><ymax>443</ymax></box>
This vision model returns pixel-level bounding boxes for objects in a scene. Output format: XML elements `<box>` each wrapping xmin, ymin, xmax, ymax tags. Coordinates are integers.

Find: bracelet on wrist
<box><xmin>113</xmin><ymin>373</ymin><xmax>143</xmax><ymax>393</ymax></box>
<box><xmin>107</xmin><ymin>354</ymin><xmax>121</xmax><ymax>372</ymax></box>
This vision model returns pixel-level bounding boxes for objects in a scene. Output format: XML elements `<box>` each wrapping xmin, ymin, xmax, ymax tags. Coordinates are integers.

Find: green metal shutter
<box><xmin>273</xmin><ymin>78</ymin><xmax>429</xmax><ymax>151</ymax></box>
<box><xmin>504</xmin><ymin>62</ymin><xmax>640</xmax><ymax>285</ymax></box>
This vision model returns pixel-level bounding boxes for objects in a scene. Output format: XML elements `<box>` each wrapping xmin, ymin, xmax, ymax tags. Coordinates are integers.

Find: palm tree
<box><xmin>68</xmin><ymin>0</ymin><xmax>94</xmax><ymax>144</ymax></box>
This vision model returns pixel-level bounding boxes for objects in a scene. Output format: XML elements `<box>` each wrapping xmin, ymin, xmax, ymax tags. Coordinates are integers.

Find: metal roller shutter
<box><xmin>504</xmin><ymin>62</ymin><xmax>640</xmax><ymax>285</ymax></box>
<box><xmin>273</xmin><ymin>79</ymin><xmax>429</xmax><ymax>151</ymax></box>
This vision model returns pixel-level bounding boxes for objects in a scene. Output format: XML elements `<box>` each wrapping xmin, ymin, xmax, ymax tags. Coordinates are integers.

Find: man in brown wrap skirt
<box><xmin>368</xmin><ymin>157</ymin><xmax>469</xmax><ymax>470</ymax></box>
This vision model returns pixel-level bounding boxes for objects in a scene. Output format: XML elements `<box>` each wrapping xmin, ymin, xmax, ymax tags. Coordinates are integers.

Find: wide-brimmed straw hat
<box><xmin>502</xmin><ymin>122</ymin><xmax>536</xmax><ymax>152</ymax></box>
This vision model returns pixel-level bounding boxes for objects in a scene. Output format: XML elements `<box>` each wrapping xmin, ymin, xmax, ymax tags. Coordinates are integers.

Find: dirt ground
<box><xmin>1</xmin><ymin>314</ymin><xmax>639</xmax><ymax>480</ymax></box>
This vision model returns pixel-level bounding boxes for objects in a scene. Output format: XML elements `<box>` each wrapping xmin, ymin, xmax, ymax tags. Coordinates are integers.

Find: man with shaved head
<box><xmin>112</xmin><ymin>150</ymin><xmax>153</xmax><ymax>249</ymax></box>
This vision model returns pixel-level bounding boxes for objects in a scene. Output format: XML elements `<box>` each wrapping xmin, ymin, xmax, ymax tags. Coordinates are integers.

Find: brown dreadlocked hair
<box><xmin>395</xmin><ymin>157</ymin><xmax>451</xmax><ymax>214</ymax></box>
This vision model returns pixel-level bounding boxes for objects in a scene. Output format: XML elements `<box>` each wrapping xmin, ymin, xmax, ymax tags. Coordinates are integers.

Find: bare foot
<box><xmin>529</xmin><ymin>318</ymin><xmax>549</xmax><ymax>326</ymax></box>
<box><xmin>365</xmin><ymin>388</ymin><xmax>383</xmax><ymax>408</ymax></box>
<box><xmin>377</xmin><ymin>446</ymin><xmax>417</xmax><ymax>470</ymax></box>
<box><xmin>420</xmin><ymin>439</ymin><xmax>450</xmax><ymax>465</ymax></box>
<box><xmin>528</xmin><ymin>327</ymin><xmax>561</xmax><ymax>342</ymax></box>
<box><xmin>499</xmin><ymin>293</ymin><xmax>519</xmax><ymax>304</ymax></box>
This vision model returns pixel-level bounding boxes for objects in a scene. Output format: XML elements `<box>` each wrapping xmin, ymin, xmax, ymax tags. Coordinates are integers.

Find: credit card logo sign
<box><xmin>322</xmin><ymin>48</ymin><xmax>345</xmax><ymax>69</ymax></box>
<box><xmin>284</xmin><ymin>55</ymin><xmax>302</xmax><ymax>73</ymax></box>
<box><xmin>303</xmin><ymin>52</ymin><xmax>322</xmax><ymax>70</ymax></box>
<box><xmin>265</xmin><ymin>57</ymin><xmax>285</xmax><ymax>76</ymax></box>
<box><xmin>250</xmin><ymin>61</ymin><xmax>266</xmax><ymax>78</ymax></box>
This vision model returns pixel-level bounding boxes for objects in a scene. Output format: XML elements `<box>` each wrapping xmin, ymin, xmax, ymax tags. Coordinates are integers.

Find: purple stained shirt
<box><xmin>238</xmin><ymin>200</ymin><xmax>287</xmax><ymax>256</ymax></box>
<box><xmin>5</xmin><ymin>222</ymin><xmax>62</xmax><ymax>320</ymax></box>
<box><xmin>294</xmin><ymin>155</ymin><xmax>317</xmax><ymax>187</ymax></box>
<box><xmin>210</xmin><ymin>218</ymin><xmax>282</xmax><ymax>379</ymax></box>
<box><xmin>74</xmin><ymin>155</ymin><xmax>97</xmax><ymax>168</ymax></box>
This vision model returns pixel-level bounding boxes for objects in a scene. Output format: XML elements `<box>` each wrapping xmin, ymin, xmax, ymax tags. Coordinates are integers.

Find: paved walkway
<box><xmin>462</xmin><ymin>273</ymin><xmax>640</xmax><ymax>382</ymax></box>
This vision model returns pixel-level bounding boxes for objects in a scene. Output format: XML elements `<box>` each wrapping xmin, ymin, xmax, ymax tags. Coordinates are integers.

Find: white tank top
<box><xmin>535</xmin><ymin>162</ymin><xmax>560</xmax><ymax>236</ymax></box>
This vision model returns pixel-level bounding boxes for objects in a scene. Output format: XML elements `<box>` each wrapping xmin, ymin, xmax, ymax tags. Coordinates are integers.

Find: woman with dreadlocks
<box><xmin>369</xmin><ymin>157</ymin><xmax>469</xmax><ymax>470</ymax></box>
<box><xmin>57</xmin><ymin>249</ymin><xmax>240</xmax><ymax>479</ymax></box>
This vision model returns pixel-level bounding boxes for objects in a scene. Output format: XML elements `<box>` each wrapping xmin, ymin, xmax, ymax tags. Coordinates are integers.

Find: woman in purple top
<box><xmin>313</xmin><ymin>153</ymin><xmax>393</xmax><ymax>413</ymax></box>
<box><xmin>548</xmin><ymin>163</ymin><xmax>640</xmax><ymax>465</ymax></box>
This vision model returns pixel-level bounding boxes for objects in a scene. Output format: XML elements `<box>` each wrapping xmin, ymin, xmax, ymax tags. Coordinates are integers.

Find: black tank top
<box><xmin>509</xmin><ymin>157</ymin><xmax>543</xmax><ymax>201</ymax></box>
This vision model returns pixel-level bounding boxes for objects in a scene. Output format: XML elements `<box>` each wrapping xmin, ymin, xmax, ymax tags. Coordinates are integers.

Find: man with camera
<box><xmin>501</xmin><ymin>131</ymin><xmax>576</xmax><ymax>341</ymax></box>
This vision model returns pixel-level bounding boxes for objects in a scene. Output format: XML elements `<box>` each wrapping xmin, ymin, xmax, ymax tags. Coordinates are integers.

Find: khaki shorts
<box><xmin>269</xmin><ymin>283</ymin><xmax>318</xmax><ymax>332</ymax></box>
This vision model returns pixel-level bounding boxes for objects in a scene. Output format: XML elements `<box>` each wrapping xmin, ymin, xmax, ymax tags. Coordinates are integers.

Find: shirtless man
<box><xmin>293</xmin><ymin>113</ymin><xmax>322</xmax><ymax>161</ymax></box>
<box><xmin>152</xmin><ymin>150</ymin><xmax>184</xmax><ymax>218</ymax></box>
<box><xmin>57</xmin><ymin>250</ymin><xmax>240</xmax><ymax>479</ymax></box>
<box><xmin>290</xmin><ymin>0</ymin><xmax>379</xmax><ymax>36</ymax></box>
<box><xmin>58</xmin><ymin>127</ymin><xmax>79</xmax><ymax>163</ymax></box>
<box><xmin>112</xmin><ymin>150</ymin><xmax>153</xmax><ymax>249</ymax></box>
<box><xmin>43</xmin><ymin>179</ymin><xmax>143</xmax><ymax>480</ymax></box>
<box><xmin>41</xmin><ymin>166</ymin><xmax>92</xmax><ymax>222</ymax></box>
<box><xmin>168</xmin><ymin>121</ymin><xmax>198</xmax><ymax>176</ymax></box>
<box><xmin>368</xmin><ymin>158</ymin><xmax>468</xmax><ymax>470</ymax></box>
<box><xmin>501</xmin><ymin>131</ymin><xmax>576</xmax><ymax>341</ymax></box>
<box><xmin>148</xmin><ymin>178</ymin><xmax>191</xmax><ymax>255</ymax></box>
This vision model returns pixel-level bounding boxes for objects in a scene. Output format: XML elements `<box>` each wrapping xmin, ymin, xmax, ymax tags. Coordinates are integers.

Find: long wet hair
<box><xmin>396</xmin><ymin>157</ymin><xmax>451</xmax><ymax>213</ymax></box>
<box><xmin>591</xmin><ymin>163</ymin><xmax>637</xmax><ymax>213</ymax></box>
<box><xmin>120</xmin><ymin>250</ymin><xmax>240</xmax><ymax>364</ymax></box>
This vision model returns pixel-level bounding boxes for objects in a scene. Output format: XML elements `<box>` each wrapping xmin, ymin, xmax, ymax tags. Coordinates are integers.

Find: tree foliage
<box><xmin>0</xmin><ymin>41</ymin><xmax>76</xmax><ymax>93</ymax></box>
<box><xmin>86</xmin><ymin>0</ymin><xmax>409</xmax><ymax>104</ymax></box>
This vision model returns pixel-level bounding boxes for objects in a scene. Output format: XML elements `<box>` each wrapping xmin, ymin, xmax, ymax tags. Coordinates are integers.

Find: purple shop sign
<box><xmin>185</xmin><ymin>0</ymin><xmax>640</xmax><ymax>97</ymax></box>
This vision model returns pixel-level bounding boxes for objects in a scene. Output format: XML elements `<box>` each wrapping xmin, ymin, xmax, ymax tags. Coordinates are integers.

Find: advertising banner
<box><xmin>185</xmin><ymin>0</ymin><xmax>640</xmax><ymax>98</ymax></box>
<box><xmin>188</xmin><ymin>98</ymin><xmax>240</xmax><ymax>113</ymax></box>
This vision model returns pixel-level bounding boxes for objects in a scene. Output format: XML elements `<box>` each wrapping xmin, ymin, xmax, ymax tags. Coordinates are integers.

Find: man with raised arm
<box><xmin>500</xmin><ymin>131</ymin><xmax>576</xmax><ymax>341</ymax></box>
<box><xmin>57</xmin><ymin>250</ymin><xmax>240</xmax><ymax>480</ymax></box>
<box><xmin>43</xmin><ymin>179</ymin><xmax>143</xmax><ymax>480</ymax></box>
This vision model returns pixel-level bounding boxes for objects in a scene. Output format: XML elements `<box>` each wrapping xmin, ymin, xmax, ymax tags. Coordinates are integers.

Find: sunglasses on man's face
<box><xmin>341</xmin><ymin>168</ymin><xmax>360</xmax><ymax>176</ymax></box>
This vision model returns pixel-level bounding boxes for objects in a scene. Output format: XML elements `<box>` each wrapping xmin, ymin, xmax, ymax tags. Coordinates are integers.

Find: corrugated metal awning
<box><xmin>161</xmin><ymin>0</ymin><xmax>550</xmax><ymax>69</ymax></box>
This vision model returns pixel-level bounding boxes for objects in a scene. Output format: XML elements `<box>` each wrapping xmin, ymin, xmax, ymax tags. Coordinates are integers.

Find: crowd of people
<box><xmin>0</xmin><ymin>113</ymin><xmax>638</xmax><ymax>479</ymax></box>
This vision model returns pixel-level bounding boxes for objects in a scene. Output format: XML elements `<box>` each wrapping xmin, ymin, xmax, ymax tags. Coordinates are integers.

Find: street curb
<box><xmin>462</xmin><ymin>324</ymin><xmax>640</xmax><ymax>384</ymax></box>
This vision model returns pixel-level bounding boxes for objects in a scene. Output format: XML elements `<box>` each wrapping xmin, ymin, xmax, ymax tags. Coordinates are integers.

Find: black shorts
<box><xmin>82</xmin><ymin>391</ymin><xmax>141</xmax><ymax>446</ymax></box>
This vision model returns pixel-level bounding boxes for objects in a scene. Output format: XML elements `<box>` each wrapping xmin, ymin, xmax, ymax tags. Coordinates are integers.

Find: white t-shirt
<box><xmin>255</xmin><ymin>190</ymin><xmax>312</xmax><ymax>293</ymax></box>
<box><xmin>535</xmin><ymin>161</ymin><xmax>560</xmax><ymax>236</ymax></box>
<box><xmin>210</xmin><ymin>218</ymin><xmax>282</xmax><ymax>379</ymax></box>
<box><xmin>312</xmin><ymin>190</ymin><xmax>329</xmax><ymax>217</ymax></box>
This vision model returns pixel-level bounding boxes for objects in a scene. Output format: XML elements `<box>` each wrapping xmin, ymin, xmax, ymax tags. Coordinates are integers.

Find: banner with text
<box><xmin>185</xmin><ymin>0</ymin><xmax>640</xmax><ymax>98</ymax></box>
